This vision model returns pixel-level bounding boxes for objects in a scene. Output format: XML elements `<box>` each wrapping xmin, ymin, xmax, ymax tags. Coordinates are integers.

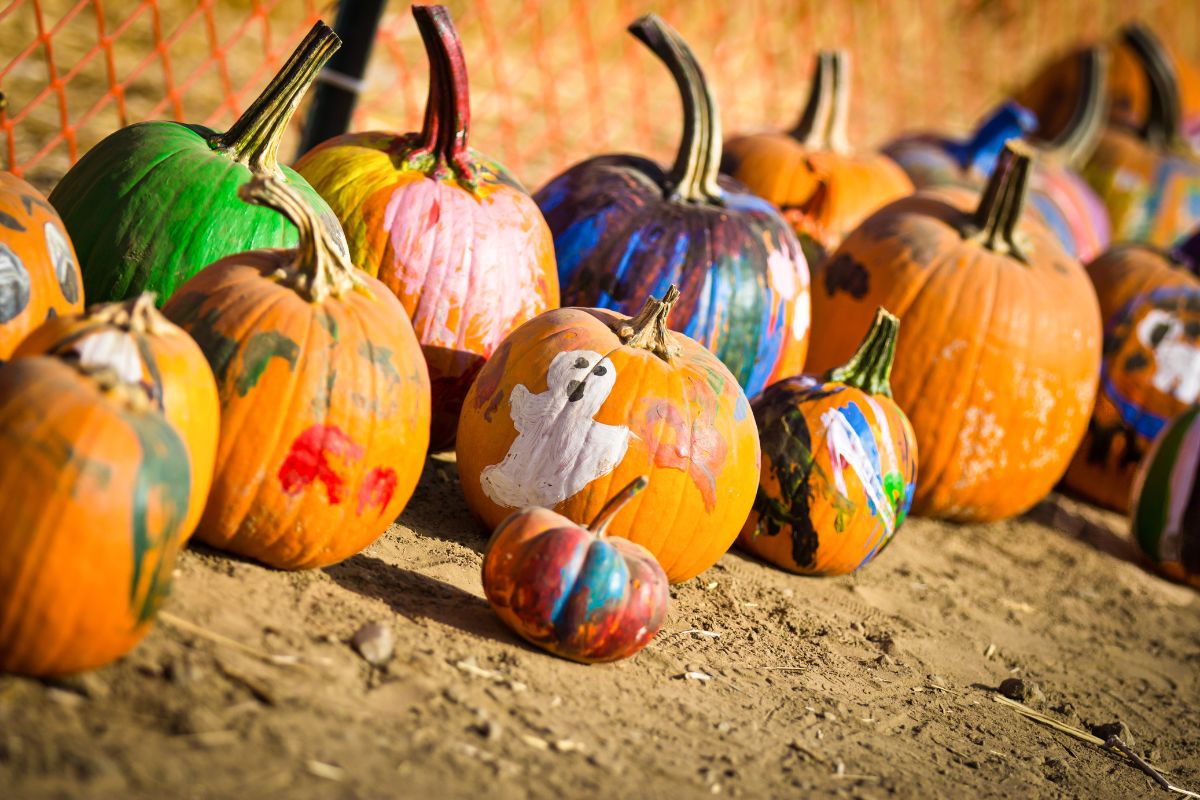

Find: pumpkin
<box><xmin>482</xmin><ymin>476</ymin><xmax>669</xmax><ymax>663</ymax></box>
<box><xmin>295</xmin><ymin>5</ymin><xmax>558</xmax><ymax>452</ymax></box>
<box><xmin>14</xmin><ymin>293</ymin><xmax>219</xmax><ymax>537</ymax></box>
<box><xmin>535</xmin><ymin>14</ymin><xmax>810</xmax><ymax>400</ymax></box>
<box><xmin>162</xmin><ymin>176</ymin><xmax>431</xmax><ymax>570</ymax></box>
<box><xmin>457</xmin><ymin>285</ymin><xmax>760</xmax><ymax>583</ymax></box>
<box><xmin>808</xmin><ymin>141</ymin><xmax>1102</xmax><ymax>522</ymax></box>
<box><xmin>0</xmin><ymin>172</ymin><xmax>83</xmax><ymax>357</ymax></box>
<box><xmin>1131</xmin><ymin>405</ymin><xmax>1200</xmax><ymax>589</ymax></box>
<box><xmin>739</xmin><ymin>308</ymin><xmax>917</xmax><ymax>575</ymax></box>
<box><xmin>49</xmin><ymin>22</ymin><xmax>347</xmax><ymax>305</ymax></box>
<box><xmin>1082</xmin><ymin>25</ymin><xmax>1200</xmax><ymax>249</ymax></box>
<box><xmin>1062</xmin><ymin>238</ymin><xmax>1200</xmax><ymax>512</ymax></box>
<box><xmin>722</xmin><ymin>50</ymin><xmax>914</xmax><ymax>265</ymax></box>
<box><xmin>0</xmin><ymin>358</ymin><xmax>193</xmax><ymax>676</ymax></box>
<box><xmin>886</xmin><ymin>49</ymin><xmax>1111</xmax><ymax>262</ymax></box>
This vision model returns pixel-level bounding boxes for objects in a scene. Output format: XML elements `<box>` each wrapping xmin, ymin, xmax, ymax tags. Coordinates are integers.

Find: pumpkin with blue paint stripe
<box><xmin>1131</xmin><ymin>405</ymin><xmax>1200</xmax><ymax>589</ymax></box>
<box><xmin>739</xmin><ymin>308</ymin><xmax>917</xmax><ymax>575</ymax></box>
<box><xmin>482</xmin><ymin>476</ymin><xmax>669</xmax><ymax>663</ymax></box>
<box><xmin>534</xmin><ymin>15</ymin><xmax>810</xmax><ymax>400</ymax></box>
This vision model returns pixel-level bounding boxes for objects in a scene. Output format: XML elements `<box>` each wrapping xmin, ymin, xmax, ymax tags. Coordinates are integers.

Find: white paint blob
<box><xmin>1136</xmin><ymin>309</ymin><xmax>1200</xmax><ymax>404</ymax></box>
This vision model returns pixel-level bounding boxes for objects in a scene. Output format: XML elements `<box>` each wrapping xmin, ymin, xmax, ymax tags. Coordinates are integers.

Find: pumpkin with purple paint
<box><xmin>482</xmin><ymin>476</ymin><xmax>669</xmax><ymax>663</ymax></box>
<box><xmin>162</xmin><ymin>176</ymin><xmax>430</xmax><ymax>570</ymax></box>
<box><xmin>1131</xmin><ymin>405</ymin><xmax>1200</xmax><ymax>589</ymax></box>
<box><xmin>0</xmin><ymin>172</ymin><xmax>83</xmax><ymax>357</ymax></box>
<box><xmin>296</xmin><ymin>5</ymin><xmax>558</xmax><ymax>452</ymax></box>
<box><xmin>535</xmin><ymin>14</ymin><xmax>809</xmax><ymax>400</ymax></box>
<box><xmin>739</xmin><ymin>308</ymin><xmax>917</xmax><ymax>576</ymax></box>
<box><xmin>457</xmin><ymin>285</ymin><xmax>759</xmax><ymax>584</ymax></box>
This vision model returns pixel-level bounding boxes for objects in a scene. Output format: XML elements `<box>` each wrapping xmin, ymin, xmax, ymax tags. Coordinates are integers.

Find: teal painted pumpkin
<box><xmin>1131</xmin><ymin>405</ymin><xmax>1200</xmax><ymax>589</ymax></box>
<box><xmin>48</xmin><ymin>22</ymin><xmax>347</xmax><ymax>306</ymax></box>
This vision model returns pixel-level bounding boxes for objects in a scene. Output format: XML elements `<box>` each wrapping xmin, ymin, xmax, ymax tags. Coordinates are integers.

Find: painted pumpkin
<box><xmin>535</xmin><ymin>14</ymin><xmax>810</xmax><ymax>400</ymax></box>
<box><xmin>886</xmin><ymin>49</ymin><xmax>1111</xmax><ymax>262</ymax></box>
<box><xmin>295</xmin><ymin>6</ymin><xmax>557</xmax><ymax>452</ymax></box>
<box><xmin>1063</xmin><ymin>239</ymin><xmax>1200</xmax><ymax>512</ymax></box>
<box><xmin>457</xmin><ymin>285</ymin><xmax>760</xmax><ymax>583</ymax></box>
<box><xmin>0</xmin><ymin>172</ymin><xmax>83</xmax><ymax>357</ymax></box>
<box><xmin>482</xmin><ymin>476</ymin><xmax>669</xmax><ymax>663</ymax></box>
<box><xmin>49</xmin><ymin>22</ymin><xmax>347</xmax><ymax>305</ymax></box>
<box><xmin>162</xmin><ymin>176</ymin><xmax>431</xmax><ymax>570</ymax></box>
<box><xmin>14</xmin><ymin>293</ymin><xmax>219</xmax><ymax>538</ymax></box>
<box><xmin>1131</xmin><ymin>405</ymin><xmax>1200</xmax><ymax>589</ymax></box>
<box><xmin>808</xmin><ymin>142</ymin><xmax>1102</xmax><ymax>522</ymax></box>
<box><xmin>0</xmin><ymin>358</ymin><xmax>192</xmax><ymax>676</ymax></box>
<box><xmin>722</xmin><ymin>50</ymin><xmax>914</xmax><ymax>265</ymax></box>
<box><xmin>1082</xmin><ymin>25</ymin><xmax>1200</xmax><ymax>249</ymax></box>
<box><xmin>739</xmin><ymin>308</ymin><xmax>917</xmax><ymax>575</ymax></box>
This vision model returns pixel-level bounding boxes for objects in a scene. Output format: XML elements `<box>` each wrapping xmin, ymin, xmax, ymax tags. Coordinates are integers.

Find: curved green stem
<box><xmin>613</xmin><ymin>285</ymin><xmax>681</xmax><ymax>363</ymax></box>
<box><xmin>827</xmin><ymin>307</ymin><xmax>899</xmax><ymax>398</ymax></box>
<box><xmin>1040</xmin><ymin>46</ymin><xmax>1107</xmax><ymax>167</ymax></box>
<box><xmin>790</xmin><ymin>50</ymin><xmax>851</xmax><ymax>153</ymax></box>
<box><xmin>588</xmin><ymin>476</ymin><xmax>649</xmax><ymax>537</ymax></box>
<box><xmin>408</xmin><ymin>5</ymin><xmax>478</xmax><ymax>188</ymax></box>
<box><xmin>216</xmin><ymin>21</ymin><xmax>341</xmax><ymax>173</ymax></box>
<box><xmin>967</xmin><ymin>140</ymin><xmax>1033</xmax><ymax>264</ymax></box>
<box><xmin>629</xmin><ymin>14</ymin><xmax>723</xmax><ymax>204</ymax></box>
<box><xmin>1121</xmin><ymin>23</ymin><xmax>1182</xmax><ymax>149</ymax></box>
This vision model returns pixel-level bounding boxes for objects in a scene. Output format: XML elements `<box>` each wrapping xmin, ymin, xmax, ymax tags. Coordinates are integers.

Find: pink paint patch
<box><xmin>278</xmin><ymin>424</ymin><xmax>365</xmax><ymax>504</ymax></box>
<box><xmin>357</xmin><ymin>467</ymin><xmax>398</xmax><ymax>515</ymax></box>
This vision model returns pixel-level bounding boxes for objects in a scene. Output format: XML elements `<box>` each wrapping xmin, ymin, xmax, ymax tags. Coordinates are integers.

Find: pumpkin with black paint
<box><xmin>739</xmin><ymin>308</ymin><xmax>917</xmax><ymax>576</ymax></box>
<box><xmin>0</xmin><ymin>358</ymin><xmax>193</xmax><ymax>676</ymax></box>
<box><xmin>0</xmin><ymin>172</ymin><xmax>83</xmax><ymax>357</ymax></box>
<box><xmin>1131</xmin><ymin>405</ymin><xmax>1200</xmax><ymax>589</ymax></box>
<box><xmin>535</xmin><ymin>14</ymin><xmax>809</xmax><ymax>400</ymax></box>
<box><xmin>49</xmin><ymin>22</ymin><xmax>347</xmax><ymax>306</ymax></box>
<box><xmin>162</xmin><ymin>175</ymin><xmax>430</xmax><ymax>570</ymax></box>
<box><xmin>483</xmin><ymin>476</ymin><xmax>669</xmax><ymax>663</ymax></box>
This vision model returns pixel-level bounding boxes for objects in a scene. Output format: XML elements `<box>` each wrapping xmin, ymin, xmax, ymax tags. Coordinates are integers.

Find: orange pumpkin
<box><xmin>457</xmin><ymin>286</ymin><xmax>760</xmax><ymax>583</ymax></box>
<box><xmin>13</xmin><ymin>293</ymin><xmax>219</xmax><ymax>538</ymax></box>
<box><xmin>722</xmin><ymin>50</ymin><xmax>913</xmax><ymax>264</ymax></box>
<box><xmin>162</xmin><ymin>176</ymin><xmax>431</xmax><ymax>569</ymax></box>
<box><xmin>1063</xmin><ymin>242</ymin><xmax>1200</xmax><ymax>512</ymax></box>
<box><xmin>0</xmin><ymin>358</ymin><xmax>193</xmax><ymax>676</ymax></box>
<box><xmin>0</xmin><ymin>172</ymin><xmax>84</xmax><ymax>357</ymax></box>
<box><xmin>808</xmin><ymin>142</ymin><xmax>1102</xmax><ymax>522</ymax></box>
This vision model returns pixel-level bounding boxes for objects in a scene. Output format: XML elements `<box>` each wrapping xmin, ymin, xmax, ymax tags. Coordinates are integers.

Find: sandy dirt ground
<box><xmin>1</xmin><ymin>455</ymin><xmax>1197</xmax><ymax>800</ymax></box>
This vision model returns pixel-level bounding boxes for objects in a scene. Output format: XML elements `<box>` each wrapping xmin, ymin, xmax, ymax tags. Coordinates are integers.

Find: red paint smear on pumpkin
<box><xmin>278</xmin><ymin>424</ymin><xmax>364</xmax><ymax>504</ymax></box>
<box><xmin>357</xmin><ymin>466</ymin><xmax>398</xmax><ymax>515</ymax></box>
<box><xmin>632</xmin><ymin>388</ymin><xmax>728</xmax><ymax>512</ymax></box>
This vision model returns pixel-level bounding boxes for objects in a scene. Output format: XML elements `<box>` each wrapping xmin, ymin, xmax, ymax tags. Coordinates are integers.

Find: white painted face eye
<box><xmin>0</xmin><ymin>243</ymin><xmax>31</xmax><ymax>323</ymax></box>
<box><xmin>43</xmin><ymin>222</ymin><xmax>78</xmax><ymax>304</ymax></box>
<box><xmin>1137</xmin><ymin>309</ymin><xmax>1181</xmax><ymax>350</ymax></box>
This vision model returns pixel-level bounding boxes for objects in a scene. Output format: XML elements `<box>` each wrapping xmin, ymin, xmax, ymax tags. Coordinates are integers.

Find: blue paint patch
<box><xmin>839</xmin><ymin>401</ymin><xmax>882</xmax><ymax>476</ymax></box>
<box><xmin>554</xmin><ymin>540</ymin><xmax>629</xmax><ymax>636</ymax></box>
<box><xmin>733</xmin><ymin>388</ymin><xmax>750</xmax><ymax>421</ymax></box>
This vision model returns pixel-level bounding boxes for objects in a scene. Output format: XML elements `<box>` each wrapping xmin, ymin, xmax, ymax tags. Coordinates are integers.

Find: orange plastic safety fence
<box><xmin>2</xmin><ymin>0</ymin><xmax>1198</xmax><ymax>194</ymax></box>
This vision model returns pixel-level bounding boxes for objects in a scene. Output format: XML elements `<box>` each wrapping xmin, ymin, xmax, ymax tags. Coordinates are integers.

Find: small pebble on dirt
<box><xmin>997</xmin><ymin>677</ymin><xmax>1045</xmax><ymax>705</ymax></box>
<box><xmin>352</xmin><ymin>621</ymin><xmax>395</xmax><ymax>666</ymax></box>
<box><xmin>1090</xmin><ymin>720</ymin><xmax>1134</xmax><ymax>747</ymax></box>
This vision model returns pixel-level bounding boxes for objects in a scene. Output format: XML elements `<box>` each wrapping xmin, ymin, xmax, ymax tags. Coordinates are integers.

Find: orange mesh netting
<box><xmin>2</xmin><ymin>0</ymin><xmax>1198</xmax><ymax>192</ymax></box>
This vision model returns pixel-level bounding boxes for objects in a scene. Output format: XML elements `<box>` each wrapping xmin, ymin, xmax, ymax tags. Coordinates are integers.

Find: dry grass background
<box><xmin>2</xmin><ymin>0</ymin><xmax>1198</xmax><ymax>193</ymax></box>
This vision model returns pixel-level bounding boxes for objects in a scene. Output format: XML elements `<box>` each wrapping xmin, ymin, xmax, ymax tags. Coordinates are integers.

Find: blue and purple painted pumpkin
<box><xmin>1132</xmin><ymin>405</ymin><xmax>1200</xmax><ymax>589</ymax></box>
<box><xmin>534</xmin><ymin>15</ymin><xmax>810</xmax><ymax>398</ymax></box>
<box><xmin>481</xmin><ymin>477</ymin><xmax>669</xmax><ymax>663</ymax></box>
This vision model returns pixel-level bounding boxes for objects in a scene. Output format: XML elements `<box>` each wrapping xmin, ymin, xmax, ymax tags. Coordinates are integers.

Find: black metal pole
<box><xmin>298</xmin><ymin>0</ymin><xmax>388</xmax><ymax>157</ymax></box>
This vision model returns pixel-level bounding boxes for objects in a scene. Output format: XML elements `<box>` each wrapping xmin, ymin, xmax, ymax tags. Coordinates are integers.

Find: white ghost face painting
<box><xmin>0</xmin><ymin>243</ymin><xmax>31</xmax><ymax>324</ymax></box>
<box><xmin>1136</xmin><ymin>308</ymin><xmax>1200</xmax><ymax>405</ymax></box>
<box><xmin>44</xmin><ymin>222</ymin><xmax>79</xmax><ymax>304</ymax></box>
<box><xmin>481</xmin><ymin>349</ymin><xmax>631</xmax><ymax>509</ymax></box>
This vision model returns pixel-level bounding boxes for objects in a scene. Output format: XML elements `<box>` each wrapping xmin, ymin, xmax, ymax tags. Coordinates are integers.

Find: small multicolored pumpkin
<box><xmin>457</xmin><ymin>285</ymin><xmax>760</xmax><ymax>583</ymax></box>
<box><xmin>0</xmin><ymin>172</ymin><xmax>83</xmax><ymax>357</ymax></box>
<box><xmin>1063</xmin><ymin>234</ymin><xmax>1200</xmax><ymax>511</ymax></box>
<box><xmin>809</xmin><ymin>141</ymin><xmax>1102</xmax><ymax>522</ymax></box>
<box><xmin>739</xmin><ymin>308</ymin><xmax>917</xmax><ymax>575</ymax></box>
<box><xmin>1131</xmin><ymin>405</ymin><xmax>1200</xmax><ymax>589</ymax></box>
<box><xmin>162</xmin><ymin>176</ymin><xmax>431</xmax><ymax>570</ymax></box>
<box><xmin>535</xmin><ymin>14</ymin><xmax>810</xmax><ymax>399</ymax></box>
<box><xmin>0</xmin><ymin>358</ymin><xmax>193</xmax><ymax>676</ymax></box>
<box><xmin>482</xmin><ymin>476</ymin><xmax>669</xmax><ymax>663</ymax></box>
<box><xmin>296</xmin><ymin>5</ymin><xmax>558</xmax><ymax>451</ymax></box>
<box><xmin>14</xmin><ymin>293</ymin><xmax>220</xmax><ymax>538</ymax></box>
<box><xmin>49</xmin><ymin>22</ymin><xmax>346</xmax><ymax>305</ymax></box>
<box><xmin>723</xmin><ymin>50</ymin><xmax>914</xmax><ymax>265</ymax></box>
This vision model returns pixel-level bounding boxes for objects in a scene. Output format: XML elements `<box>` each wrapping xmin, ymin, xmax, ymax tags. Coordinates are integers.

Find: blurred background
<box><xmin>2</xmin><ymin>0</ymin><xmax>1198</xmax><ymax>191</ymax></box>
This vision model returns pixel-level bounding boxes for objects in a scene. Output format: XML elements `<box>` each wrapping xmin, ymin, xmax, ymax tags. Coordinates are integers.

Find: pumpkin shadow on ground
<box><xmin>397</xmin><ymin>454</ymin><xmax>491</xmax><ymax>556</ymax></box>
<box><xmin>1024</xmin><ymin>494</ymin><xmax>1149</xmax><ymax>571</ymax></box>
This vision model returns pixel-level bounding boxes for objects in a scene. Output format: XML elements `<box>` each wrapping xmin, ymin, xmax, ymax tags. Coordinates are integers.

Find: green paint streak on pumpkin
<box><xmin>358</xmin><ymin>340</ymin><xmax>400</xmax><ymax>383</ymax></box>
<box><xmin>883</xmin><ymin>471</ymin><xmax>908</xmax><ymax>530</ymax></box>
<box><xmin>236</xmin><ymin>330</ymin><xmax>300</xmax><ymax>396</ymax></box>
<box><xmin>318</xmin><ymin>310</ymin><xmax>338</xmax><ymax>341</ymax></box>
<box><xmin>1135</xmin><ymin>407</ymin><xmax>1200</xmax><ymax>558</ymax></box>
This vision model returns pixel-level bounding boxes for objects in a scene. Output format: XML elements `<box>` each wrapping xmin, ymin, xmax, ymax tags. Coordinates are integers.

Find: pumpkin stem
<box><xmin>825</xmin><ymin>51</ymin><xmax>852</xmax><ymax>154</ymax></box>
<box><xmin>237</xmin><ymin>175</ymin><xmax>368</xmax><ymax>303</ymax></box>
<box><xmin>215</xmin><ymin>22</ymin><xmax>340</xmax><ymax>173</ymax></box>
<box><xmin>629</xmin><ymin>15</ymin><xmax>723</xmax><ymax>205</ymax></box>
<box><xmin>613</xmin><ymin>285</ymin><xmax>681</xmax><ymax>362</ymax></box>
<box><xmin>827</xmin><ymin>307</ymin><xmax>899</xmax><ymax>398</ymax></box>
<box><xmin>407</xmin><ymin>5</ymin><xmax>478</xmax><ymax>189</ymax></box>
<box><xmin>1121</xmin><ymin>23</ymin><xmax>1182</xmax><ymax>148</ymax></box>
<box><xmin>967</xmin><ymin>140</ymin><xmax>1033</xmax><ymax>264</ymax></box>
<box><xmin>1039</xmin><ymin>47</ymin><xmax>1107</xmax><ymax>167</ymax></box>
<box><xmin>88</xmin><ymin>293</ymin><xmax>169</xmax><ymax>334</ymax></box>
<box><xmin>588</xmin><ymin>476</ymin><xmax>650</xmax><ymax>538</ymax></box>
<box><xmin>791</xmin><ymin>51</ymin><xmax>836</xmax><ymax>148</ymax></box>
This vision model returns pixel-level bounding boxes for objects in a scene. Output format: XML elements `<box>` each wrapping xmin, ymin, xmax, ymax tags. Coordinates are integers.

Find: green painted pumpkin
<box><xmin>1131</xmin><ymin>405</ymin><xmax>1200</xmax><ymax>589</ymax></box>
